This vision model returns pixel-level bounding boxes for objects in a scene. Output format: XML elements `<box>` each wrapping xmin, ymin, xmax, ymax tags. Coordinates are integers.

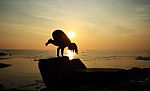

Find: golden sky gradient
<box><xmin>0</xmin><ymin>0</ymin><xmax>150</xmax><ymax>50</ymax></box>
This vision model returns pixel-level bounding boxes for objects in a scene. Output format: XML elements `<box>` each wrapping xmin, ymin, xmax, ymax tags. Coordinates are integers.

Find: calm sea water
<box><xmin>0</xmin><ymin>49</ymin><xmax>150</xmax><ymax>69</ymax></box>
<box><xmin>0</xmin><ymin>49</ymin><xmax>150</xmax><ymax>90</ymax></box>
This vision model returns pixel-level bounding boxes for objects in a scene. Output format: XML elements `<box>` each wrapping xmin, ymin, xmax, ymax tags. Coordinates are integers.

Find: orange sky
<box><xmin>0</xmin><ymin>0</ymin><xmax>150</xmax><ymax>50</ymax></box>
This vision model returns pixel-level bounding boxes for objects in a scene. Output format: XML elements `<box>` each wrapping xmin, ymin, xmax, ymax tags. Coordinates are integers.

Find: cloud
<box><xmin>130</xmin><ymin>0</ymin><xmax>150</xmax><ymax>5</ymax></box>
<box><xmin>0</xmin><ymin>23</ymin><xmax>48</xmax><ymax>37</ymax></box>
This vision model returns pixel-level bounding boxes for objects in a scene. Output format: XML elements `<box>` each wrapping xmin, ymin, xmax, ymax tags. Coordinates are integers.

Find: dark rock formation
<box><xmin>0</xmin><ymin>84</ymin><xmax>4</xmax><ymax>88</ymax></box>
<box><xmin>0</xmin><ymin>63</ymin><xmax>11</xmax><ymax>68</ymax></box>
<box><xmin>38</xmin><ymin>56</ymin><xmax>87</xmax><ymax>72</ymax></box>
<box><xmin>38</xmin><ymin>57</ymin><xmax>150</xmax><ymax>89</ymax></box>
<box><xmin>38</xmin><ymin>57</ymin><xmax>127</xmax><ymax>88</ymax></box>
<box><xmin>0</xmin><ymin>53</ymin><xmax>8</xmax><ymax>56</ymax></box>
<box><xmin>135</xmin><ymin>56</ymin><xmax>150</xmax><ymax>60</ymax></box>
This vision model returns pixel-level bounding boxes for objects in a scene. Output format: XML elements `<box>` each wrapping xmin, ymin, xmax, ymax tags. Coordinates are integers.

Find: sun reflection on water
<box><xmin>67</xmin><ymin>50</ymin><xmax>74</xmax><ymax>60</ymax></box>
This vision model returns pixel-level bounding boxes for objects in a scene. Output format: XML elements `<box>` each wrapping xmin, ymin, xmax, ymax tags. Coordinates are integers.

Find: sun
<box><xmin>67</xmin><ymin>31</ymin><xmax>76</xmax><ymax>38</ymax></box>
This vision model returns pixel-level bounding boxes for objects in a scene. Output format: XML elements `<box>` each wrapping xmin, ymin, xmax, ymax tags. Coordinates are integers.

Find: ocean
<box><xmin>1</xmin><ymin>49</ymin><xmax>149</xmax><ymax>68</ymax></box>
<box><xmin>0</xmin><ymin>49</ymin><xmax>150</xmax><ymax>90</ymax></box>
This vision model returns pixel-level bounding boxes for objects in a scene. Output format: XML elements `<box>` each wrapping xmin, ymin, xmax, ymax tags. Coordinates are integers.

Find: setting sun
<box><xmin>67</xmin><ymin>31</ymin><xmax>76</xmax><ymax>39</ymax></box>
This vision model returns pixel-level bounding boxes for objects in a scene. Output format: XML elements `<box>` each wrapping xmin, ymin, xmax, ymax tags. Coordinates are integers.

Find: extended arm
<box><xmin>45</xmin><ymin>39</ymin><xmax>59</xmax><ymax>46</ymax></box>
<box><xmin>45</xmin><ymin>39</ymin><xmax>52</xmax><ymax>46</ymax></box>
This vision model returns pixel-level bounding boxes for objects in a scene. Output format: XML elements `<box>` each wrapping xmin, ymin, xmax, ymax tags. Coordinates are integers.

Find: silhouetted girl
<box><xmin>46</xmin><ymin>30</ymin><xmax>78</xmax><ymax>57</ymax></box>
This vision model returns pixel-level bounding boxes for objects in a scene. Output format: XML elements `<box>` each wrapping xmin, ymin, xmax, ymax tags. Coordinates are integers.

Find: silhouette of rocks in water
<box><xmin>38</xmin><ymin>57</ymin><xmax>129</xmax><ymax>89</ymax></box>
<box><xmin>37</xmin><ymin>57</ymin><xmax>150</xmax><ymax>91</ymax></box>
<box><xmin>45</xmin><ymin>30</ymin><xmax>78</xmax><ymax>57</ymax></box>
<box><xmin>0</xmin><ymin>63</ymin><xmax>11</xmax><ymax>68</ymax></box>
<box><xmin>0</xmin><ymin>53</ymin><xmax>8</xmax><ymax>56</ymax></box>
<box><xmin>135</xmin><ymin>56</ymin><xmax>150</xmax><ymax>60</ymax></box>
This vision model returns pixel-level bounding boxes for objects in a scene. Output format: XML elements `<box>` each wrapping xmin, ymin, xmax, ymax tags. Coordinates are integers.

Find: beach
<box><xmin>0</xmin><ymin>49</ymin><xmax>150</xmax><ymax>91</ymax></box>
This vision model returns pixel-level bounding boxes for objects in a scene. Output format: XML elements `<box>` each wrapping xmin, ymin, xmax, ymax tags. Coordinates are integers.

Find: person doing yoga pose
<box><xmin>45</xmin><ymin>30</ymin><xmax>78</xmax><ymax>57</ymax></box>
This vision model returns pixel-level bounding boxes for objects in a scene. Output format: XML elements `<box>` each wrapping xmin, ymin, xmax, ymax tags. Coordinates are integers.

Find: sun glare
<box><xmin>67</xmin><ymin>50</ymin><xmax>73</xmax><ymax>60</ymax></box>
<box><xmin>67</xmin><ymin>31</ymin><xmax>76</xmax><ymax>38</ymax></box>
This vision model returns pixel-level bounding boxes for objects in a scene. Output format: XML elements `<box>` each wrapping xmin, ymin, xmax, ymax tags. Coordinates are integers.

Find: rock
<box><xmin>37</xmin><ymin>57</ymin><xmax>150</xmax><ymax>89</ymax></box>
<box><xmin>38</xmin><ymin>56</ymin><xmax>87</xmax><ymax>72</ymax></box>
<box><xmin>135</xmin><ymin>56</ymin><xmax>150</xmax><ymax>60</ymax></box>
<box><xmin>0</xmin><ymin>84</ymin><xmax>4</xmax><ymax>88</ymax></box>
<box><xmin>0</xmin><ymin>63</ymin><xmax>12</xmax><ymax>68</ymax></box>
<box><xmin>38</xmin><ymin>57</ymin><xmax>127</xmax><ymax>88</ymax></box>
<box><xmin>127</xmin><ymin>67</ymin><xmax>150</xmax><ymax>81</ymax></box>
<box><xmin>0</xmin><ymin>53</ymin><xmax>8</xmax><ymax>56</ymax></box>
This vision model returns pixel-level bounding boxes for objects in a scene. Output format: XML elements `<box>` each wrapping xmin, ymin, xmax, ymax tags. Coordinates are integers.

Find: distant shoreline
<box><xmin>0</xmin><ymin>48</ymin><xmax>150</xmax><ymax>51</ymax></box>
